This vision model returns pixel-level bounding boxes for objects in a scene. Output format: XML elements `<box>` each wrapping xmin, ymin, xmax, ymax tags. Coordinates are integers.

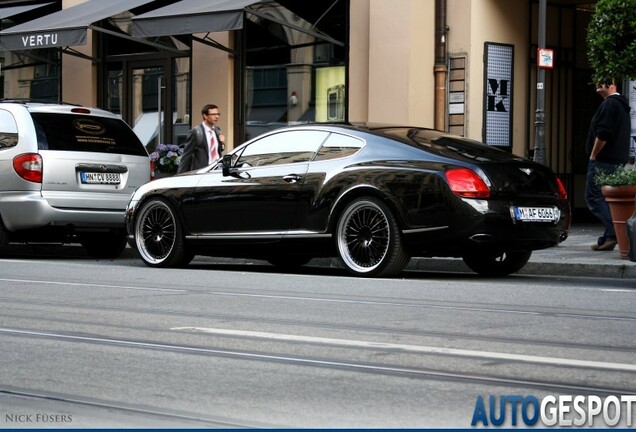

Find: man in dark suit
<box><xmin>177</xmin><ymin>104</ymin><xmax>225</xmax><ymax>174</ymax></box>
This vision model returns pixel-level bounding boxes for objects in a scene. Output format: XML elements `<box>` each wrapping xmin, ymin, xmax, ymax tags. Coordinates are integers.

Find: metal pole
<box><xmin>533</xmin><ymin>0</ymin><xmax>546</xmax><ymax>165</ymax></box>
<box><xmin>157</xmin><ymin>76</ymin><xmax>163</xmax><ymax>144</ymax></box>
<box><xmin>434</xmin><ymin>0</ymin><xmax>448</xmax><ymax>132</ymax></box>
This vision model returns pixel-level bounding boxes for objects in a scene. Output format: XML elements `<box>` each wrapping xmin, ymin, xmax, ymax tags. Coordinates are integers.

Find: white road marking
<box><xmin>171</xmin><ymin>326</ymin><xmax>636</xmax><ymax>373</ymax></box>
<box><xmin>2</xmin><ymin>326</ymin><xmax>634</xmax><ymax>388</ymax></box>
<box><xmin>0</xmin><ymin>278</ymin><xmax>186</xmax><ymax>293</ymax></box>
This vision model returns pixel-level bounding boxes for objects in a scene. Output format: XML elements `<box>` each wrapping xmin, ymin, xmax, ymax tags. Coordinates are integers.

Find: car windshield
<box><xmin>31</xmin><ymin>113</ymin><xmax>147</xmax><ymax>156</ymax></box>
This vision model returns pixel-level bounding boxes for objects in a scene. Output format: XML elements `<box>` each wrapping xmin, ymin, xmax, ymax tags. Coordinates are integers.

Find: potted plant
<box><xmin>595</xmin><ymin>165</ymin><xmax>636</xmax><ymax>259</ymax></box>
<box><xmin>150</xmin><ymin>144</ymin><xmax>183</xmax><ymax>177</ymax></box>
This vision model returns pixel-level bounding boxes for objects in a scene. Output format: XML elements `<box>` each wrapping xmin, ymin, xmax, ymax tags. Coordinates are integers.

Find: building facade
<box><xmin>1</xmin><ymin>0</ymin><xmax>625</xmax><ymax>216</ymax></box>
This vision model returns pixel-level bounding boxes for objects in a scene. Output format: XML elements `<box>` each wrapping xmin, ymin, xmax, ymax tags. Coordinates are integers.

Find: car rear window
<box><xmin>31</xmin><ymin>113</ymin><xmax>147</xmax><ymax>156</ymax></box>
<box><xmin>381</xmin><ymin>127</ymin><xmax>513</xmax><ymax>162</ymax></box>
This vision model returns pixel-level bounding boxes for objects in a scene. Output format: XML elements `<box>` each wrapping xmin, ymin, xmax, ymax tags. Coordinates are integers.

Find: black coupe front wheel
<box><xmin>336</xmin><ymin>197</ymin><xmax>410</xmax><ymax>277</ymax></box>
<box><xmin>462</xmin><ymin>250</ymin><xmax>532</xmax><ymax>277</ymax></box>
<box><xmin>135</xmin><ymin>198</ymin><xmax>191</xmax><ymax>267</ymax></box>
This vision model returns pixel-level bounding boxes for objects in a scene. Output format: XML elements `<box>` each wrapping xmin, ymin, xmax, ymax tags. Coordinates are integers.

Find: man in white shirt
<box><xmin>177</xmin><ymin>104</ymin><xmax>225</xmax><ymax>174</ymax></box>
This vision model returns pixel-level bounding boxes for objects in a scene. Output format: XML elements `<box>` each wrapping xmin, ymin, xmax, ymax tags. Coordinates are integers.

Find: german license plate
<box><xmin>513</xmin><ymin>206</ymin><xmax>559</xmax><ymax>222</ymax></box>
<box><xmin>80</xmin><ymin>172</ymin><xmax>121</xmax><ymax>185</ymax></box>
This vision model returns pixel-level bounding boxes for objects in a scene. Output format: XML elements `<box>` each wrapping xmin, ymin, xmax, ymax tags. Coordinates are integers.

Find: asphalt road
<box><xmin>0</xmin><ymin>246</ymin><xmax>635</xmax><ymax>428</ymax></box>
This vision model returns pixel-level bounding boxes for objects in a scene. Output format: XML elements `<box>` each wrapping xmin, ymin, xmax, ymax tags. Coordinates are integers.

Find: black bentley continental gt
<box><xmin>125</xmin><ymin>124</ymin><xmax>570</xmax><ymax>277</ymax></box>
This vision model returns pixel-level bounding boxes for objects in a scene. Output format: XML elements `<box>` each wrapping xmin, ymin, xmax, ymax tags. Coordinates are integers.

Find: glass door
<box><xmin>105</xmin><ymin>57</ymin><xmax>190</xmax><ymax>153</ymax></box>
<box><xmin>130</xmin><ymin>63</ymin><xmax>166</xmax><ymax>153</ymax></box>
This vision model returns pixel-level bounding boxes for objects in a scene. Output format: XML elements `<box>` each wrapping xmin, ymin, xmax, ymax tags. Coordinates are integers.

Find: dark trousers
<box><xmin>584</xmin><ymin>160</ymin><xmax>619</xmax><ymax>243</ymax></box>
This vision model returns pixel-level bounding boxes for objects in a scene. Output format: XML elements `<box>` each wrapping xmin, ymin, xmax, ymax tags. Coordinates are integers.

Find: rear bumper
<box><xmin>404</xmin><ymin>199</ymin><xmax>571</xmax><ymax>257</ymax></box>
<box><xmin>0</xmin><ymin>191</ymin><xmax>126</xmax><ymax>231</ymax></box>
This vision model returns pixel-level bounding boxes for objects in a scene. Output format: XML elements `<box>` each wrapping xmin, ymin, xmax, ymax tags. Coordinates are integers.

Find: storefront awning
<box><xmin>0</xmin><ymin>0</ymin><xmax>156</xmax><ymax>51</ymax></box>
<box><xmin>131</xmin><ymin>0</ymin><xmax>259</xmax><ymax>38</ymax></box>
<box><xmin>0</xmin><ymin>2</ymin><xmax>54</xmax><ymax>20</ymax></box>
<box><xmin>131</xmin><ymin>0</ymin><xmax>343</xmax><ymax>50</ymax></box>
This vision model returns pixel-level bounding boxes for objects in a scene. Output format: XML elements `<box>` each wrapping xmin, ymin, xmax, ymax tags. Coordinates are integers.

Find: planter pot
<box><xmin>601</xmin><ymin>185</ymin><xmax>636</xmax><ymax>259</ymax></box>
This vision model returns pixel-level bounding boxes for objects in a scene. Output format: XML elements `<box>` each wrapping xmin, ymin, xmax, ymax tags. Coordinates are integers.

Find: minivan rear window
<box><xmin>31</xmin><ymin>113</ymin><xmax>148</xmax><ymax>156</ymax></box>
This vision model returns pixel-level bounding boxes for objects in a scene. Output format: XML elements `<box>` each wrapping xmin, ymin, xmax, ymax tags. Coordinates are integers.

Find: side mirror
<box><xmin>222</xmin><ymin>154</ymin><xmax>233</xmax><ymax>176</ymax></box>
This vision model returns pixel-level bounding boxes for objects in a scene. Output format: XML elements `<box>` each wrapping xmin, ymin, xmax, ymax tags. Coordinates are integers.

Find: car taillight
<box><xmin>445</xmin><ymin>168</ymin><xmax>490</xmax><ymax>199</ymax></box>
<box><xmin>150</xmin><ymin>160</ymin><xmax>156</xmax><ymax>181</ymax></box>
<box><xmin>556</xmin><ymin>177</ymin><xmax>568</xmax><ymax>200</ymax></box>
<box><xmin>13</xmin><ymin>153</ymin><xmax>43</xmax><ymax>183</ymax></box>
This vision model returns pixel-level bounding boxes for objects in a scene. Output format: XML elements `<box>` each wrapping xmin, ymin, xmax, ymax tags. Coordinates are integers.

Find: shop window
<box><xmin>244</xmin><ymin>1</ymin><xmax>348</xmax><ymax>141</ymax></box>
<box><xmin>2</xmin><ymin>49</ymin><xmax>59</xmax><ymax>100</ymax></box>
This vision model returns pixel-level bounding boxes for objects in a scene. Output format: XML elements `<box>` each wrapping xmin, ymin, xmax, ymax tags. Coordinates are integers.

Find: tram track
<box><xmin>1</xmin><ymin>294</ymin><xmax>635</xmax><ymax>355</ymax></box>
<box><xmin>1</xmin><ymin>326</ymin><xmax>635</xmax><ymax>396</ymax></box>
<box><xmin>0</xmin><ymin>387</ymin><xmax>273</xmax><ymax>428</ymax></box>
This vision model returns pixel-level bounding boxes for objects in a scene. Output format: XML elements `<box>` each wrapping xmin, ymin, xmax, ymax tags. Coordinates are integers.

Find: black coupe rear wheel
<box><xmin>135</xmin><ymin>198</ymin><xmax>191</xmax><ymax>267</ymax></box>
<box><xmin>336</xmin><ymin>197</ymin><xmax>410</xmax><ymax>277</ymax></box>
<box><xmin>462</xmin><ymin>250</ymin><xmax>532</xmax><ymax>277</ymax></box>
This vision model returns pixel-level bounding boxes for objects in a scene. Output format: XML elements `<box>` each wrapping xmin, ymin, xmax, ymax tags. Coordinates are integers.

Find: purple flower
<box><xmin>152</xmin><ymin>144</ymin><xmax>182</xmax><ymax>174</ymax></box>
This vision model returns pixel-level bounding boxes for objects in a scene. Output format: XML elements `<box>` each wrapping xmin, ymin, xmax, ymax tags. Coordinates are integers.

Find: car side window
<box><xmin>314</xmin><ymin>133</ymin><xmax>365</xmax><ymax>161</ymax></box>
<box><xmin>236</xmin><ymin>130</ymin><xmax>329</xmax><ymax>168</ymax></box>
<box><xmin>0</xmin><ymin>109</ymin><xmax>19</xmax><ymax>150</ymax></box>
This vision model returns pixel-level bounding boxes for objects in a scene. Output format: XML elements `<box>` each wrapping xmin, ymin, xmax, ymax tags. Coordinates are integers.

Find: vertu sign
<box><xmin>0</xmin><ymin>29</ymin><xmax>86</xmax><ymax>51</ymax></box>
<box><xmin>21</xmin><ymin>33</ymin><xmax>59</xmax><ymax>48</ymax></box>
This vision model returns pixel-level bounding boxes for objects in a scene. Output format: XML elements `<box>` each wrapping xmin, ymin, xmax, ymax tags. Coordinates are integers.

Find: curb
<box><xmin>405</xmin><ymin>258</ymin><xmax>636</xmax><ymax>279</ymax></box>
<box><xmin>311</xmin><ymin>257</ymin><xmax>636</xmax><ymax>280</ymax></box>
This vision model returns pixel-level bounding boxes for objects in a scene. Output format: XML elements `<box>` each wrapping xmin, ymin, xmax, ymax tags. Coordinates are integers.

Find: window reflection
<box><xmin>245</xmin><ymin>1</ymin><xmax>348</xmax><ymax>141</ymax></box>
<box><xmin>1</xmin><ymin>49</ymin><xmax>59</xmax><ymax>100</ymax></box>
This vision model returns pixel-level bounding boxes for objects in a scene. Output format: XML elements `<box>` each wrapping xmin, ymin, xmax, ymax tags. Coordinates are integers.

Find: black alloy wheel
<box><xmin>336</xmin><ymin>197</ymin><xmax>410</xmax><ymax>277</ymax></box>
<box><xmin>462</xmin><ymin>249</ymin><xmax>532</xmax><ymax>277</ymax></box>
<box><xmin>135</xmin><ymin>198</ymin><xmax>191</xmax><ymax>267</ymax></box>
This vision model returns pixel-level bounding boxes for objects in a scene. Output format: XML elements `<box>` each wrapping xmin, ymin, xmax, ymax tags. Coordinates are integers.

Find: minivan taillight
<box><xmin>13</xmin><ymin>153</ymin><xmax>43</xmax><ymax>183</ymax></box>
<box><xmin>150</xmin><ymin>160</ymin><xmax>156</xmax><ymax>181</ymax></box>
<box><xmin>445</xmin><ymin>168</ymin><xmax>490</xmax><ymax>198</ymax></box>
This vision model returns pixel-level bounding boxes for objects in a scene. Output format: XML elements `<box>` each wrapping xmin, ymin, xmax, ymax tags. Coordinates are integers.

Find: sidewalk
<box><xmin>405</xmin><ymin>223</ymin><xmax>636</xmax><ymax>279</ymax></box>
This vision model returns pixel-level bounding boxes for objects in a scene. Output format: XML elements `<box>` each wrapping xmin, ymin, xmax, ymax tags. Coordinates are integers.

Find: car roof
<box><xmin>259</xmin><ymin>122</ymin><xmax>449</xmax><ymax>143</ymax></box>
<box><xmin>0</xmin><ymin>99</ymin><xmax>117</xmax><ymax>118</ymax></box>
<box><xmin>271</xmin><ymin>121</ymin><xmax>441</xmax><ymax>134</ymax></box>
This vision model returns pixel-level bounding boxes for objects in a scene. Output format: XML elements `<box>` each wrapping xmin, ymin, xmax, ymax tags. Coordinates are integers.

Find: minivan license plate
<box><xmin>80</xmin><ymin>172</ymin><xmax>121</xmax><ymax>185</ymax></box>
<box><xmin>513</xmin><ymin>206</ymin><xmax>559</xmax><ymax>222</ymax></box>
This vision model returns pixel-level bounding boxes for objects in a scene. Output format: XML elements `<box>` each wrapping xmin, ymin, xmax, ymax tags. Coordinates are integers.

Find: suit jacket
<box><xmin>177</xmin><ymin>124</ymin><xmax>224</xmax><ymax>174</ymax></box>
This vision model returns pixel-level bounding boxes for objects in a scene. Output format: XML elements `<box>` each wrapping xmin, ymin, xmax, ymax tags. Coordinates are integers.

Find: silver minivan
<box><xmin>0</xmin><ymin>100</ymin><xmax>151</xmax><ymax>258</ymax></box>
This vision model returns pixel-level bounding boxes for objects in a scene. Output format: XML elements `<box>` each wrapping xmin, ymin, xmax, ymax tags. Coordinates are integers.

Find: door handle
<box><xmin>283</xmin><ymin>174</ymin><xmax>302</xmax><ymax>183</ymax></box>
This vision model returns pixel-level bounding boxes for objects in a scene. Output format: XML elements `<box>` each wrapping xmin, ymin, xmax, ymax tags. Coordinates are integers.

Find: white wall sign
<box><xmin>538</xmin><ymin>48</ymin><xmax>554</xmax><ymax>69</ymax></box>
<box><xmin>449</xmin><ymin>92</ymin><xmax>464</xmax><ymax>103</ymax></box>
<box><xmin>449</xmin><ymin>103</ymin><xmax>464</xmax><ymax>115</ymax></box>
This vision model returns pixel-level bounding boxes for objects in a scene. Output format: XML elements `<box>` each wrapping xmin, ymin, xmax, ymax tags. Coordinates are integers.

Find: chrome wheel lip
<box><xmin>135</xmin><ymin>200</ymin><xmax>177</xmax><ymax>265</ymax></box>
<box><xmin>337</xmin><ymin>200</ymin><xmax>390</xmax><ymax>274</ymax></box>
